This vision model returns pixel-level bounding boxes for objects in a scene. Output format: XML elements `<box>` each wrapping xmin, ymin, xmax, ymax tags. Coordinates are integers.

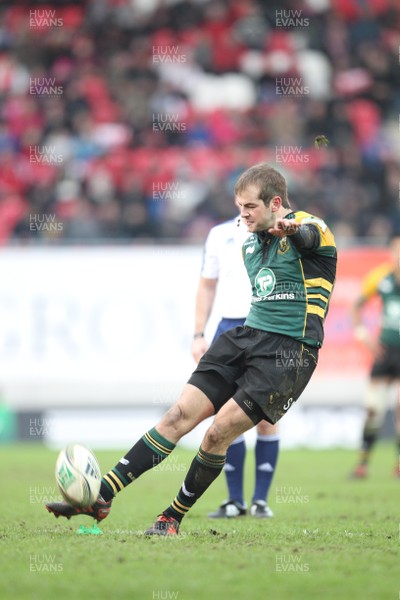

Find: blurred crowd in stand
<box><xmin>0</xmin><ymin>0</ymin><xmax>399</xmax><ymax>244</ymax></box>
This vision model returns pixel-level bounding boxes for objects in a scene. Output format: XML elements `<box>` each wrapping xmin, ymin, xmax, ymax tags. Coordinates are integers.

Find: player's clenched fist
<box><xmin>268</xmin><ymin>218</ymin><xmax>301</xmax><ymax>237</ymax></box>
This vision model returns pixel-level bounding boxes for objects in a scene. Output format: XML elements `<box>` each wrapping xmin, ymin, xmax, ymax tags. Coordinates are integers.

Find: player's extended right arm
<box><xmin>191</xmin><ymin>277</ymin><xmax>218</xmax><ymax>363</ymax></box>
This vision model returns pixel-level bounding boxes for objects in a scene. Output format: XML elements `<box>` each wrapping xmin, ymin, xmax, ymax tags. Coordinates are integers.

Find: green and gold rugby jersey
<box><xmin>242</xmin><ymin>211</ymin><xmax>337</xmax><ymax>348</ymax></box>
<box><xmin>361</xmin><ymin>263</ymin><xmax>400</xmax><ymax>348</ymax></box>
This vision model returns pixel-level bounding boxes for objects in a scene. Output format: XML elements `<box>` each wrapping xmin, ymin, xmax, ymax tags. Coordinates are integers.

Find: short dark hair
<box><xmin>234</xmin><ymin>163</ymin><xmax>291</xmax><ymax>208</ymax></box>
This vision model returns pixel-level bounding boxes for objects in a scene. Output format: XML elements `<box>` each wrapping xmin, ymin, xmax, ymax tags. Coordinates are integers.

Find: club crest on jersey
<box><xmin>278</xmin><ymin>237</ymin><xmax>289</xmax><ymax>254</ymax></box>
<box><xmin>255</xmin><ymin>268</ymin><xmax>276</xmax><ymax>297</ymax></box>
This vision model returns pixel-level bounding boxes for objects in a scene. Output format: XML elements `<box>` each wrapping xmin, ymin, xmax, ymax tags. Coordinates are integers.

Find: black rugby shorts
<box><xmin>188</xmin><ymin>326</ymin><xmax>318</xmax><ymax>425</ymax></box>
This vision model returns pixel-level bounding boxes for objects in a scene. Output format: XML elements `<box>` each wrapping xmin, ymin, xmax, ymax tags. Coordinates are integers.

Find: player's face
<box><xmin>236</xmin><ymin>185</ymin><xmax>279</xmax><ymax>232</ymax></box>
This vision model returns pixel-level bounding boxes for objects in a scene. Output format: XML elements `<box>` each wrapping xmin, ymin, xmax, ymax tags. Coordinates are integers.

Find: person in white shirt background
<box><xmin>192</xmin><ymin>211</ymin><xmax>279</xmax><ymax>518</ymax></box>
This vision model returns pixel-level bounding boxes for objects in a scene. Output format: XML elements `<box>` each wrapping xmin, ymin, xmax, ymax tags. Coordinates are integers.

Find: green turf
<box><xmin>1</xmin><ymin>443</ymin><xmax>398</xmax><ymax>600</ymax></box>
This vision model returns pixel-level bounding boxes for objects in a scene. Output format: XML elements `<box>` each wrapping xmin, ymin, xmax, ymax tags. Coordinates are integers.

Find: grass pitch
<box><xmin>0</xmin><ymin>443</ymin><xmax>398</xmax><ymax>600</ymax></box>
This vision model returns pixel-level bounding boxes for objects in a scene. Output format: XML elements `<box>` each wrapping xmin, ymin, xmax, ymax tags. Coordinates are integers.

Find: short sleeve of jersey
<box><xmin>200</xmin><ymin>227</ymin><xmax>220</xmax><ymax>279</ymax></box>
<box><xmin>295</xmin><ymin>212</ymin><xmax>335</xmax><ymax>248</ymax></box>
<box><xmin>361</xmin><ymin>263</ymin><xmax>393</xmax><ymax>300</ymax></box>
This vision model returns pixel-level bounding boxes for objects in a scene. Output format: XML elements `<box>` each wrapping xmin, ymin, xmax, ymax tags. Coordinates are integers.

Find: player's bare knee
<box><xmin>203</xmin><ymin>423</ymin><xmax>229</xmax><ymax>451</ymax></box>
<box><xmin>161</xmin><ymin>403</ymin><xmax>185</xmax><ymax>434</ymax></box>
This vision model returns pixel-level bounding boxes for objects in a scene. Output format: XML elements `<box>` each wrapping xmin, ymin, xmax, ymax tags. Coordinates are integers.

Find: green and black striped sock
<box><xmin>100</xmin><ymin>427</ymin><xmax>175</xmax><ymax>501</ymax></box>
<box><xmin>164</xmin><ymin>447</ymin><xmax>226</xmax><ymax>522</ymax></box>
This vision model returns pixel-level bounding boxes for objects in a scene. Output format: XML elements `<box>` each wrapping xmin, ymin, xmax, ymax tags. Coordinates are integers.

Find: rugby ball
<box><xmin>55</xmin><ymin>444</ymin><xmax>101</xmax><ymax>508</ymax></box>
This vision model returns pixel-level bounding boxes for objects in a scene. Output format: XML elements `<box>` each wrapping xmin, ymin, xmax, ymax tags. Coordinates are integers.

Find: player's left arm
<box><xmin>268</xmin><ymin>219</ymin><xmax>320</xmax><ymax>250</ymax></box>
